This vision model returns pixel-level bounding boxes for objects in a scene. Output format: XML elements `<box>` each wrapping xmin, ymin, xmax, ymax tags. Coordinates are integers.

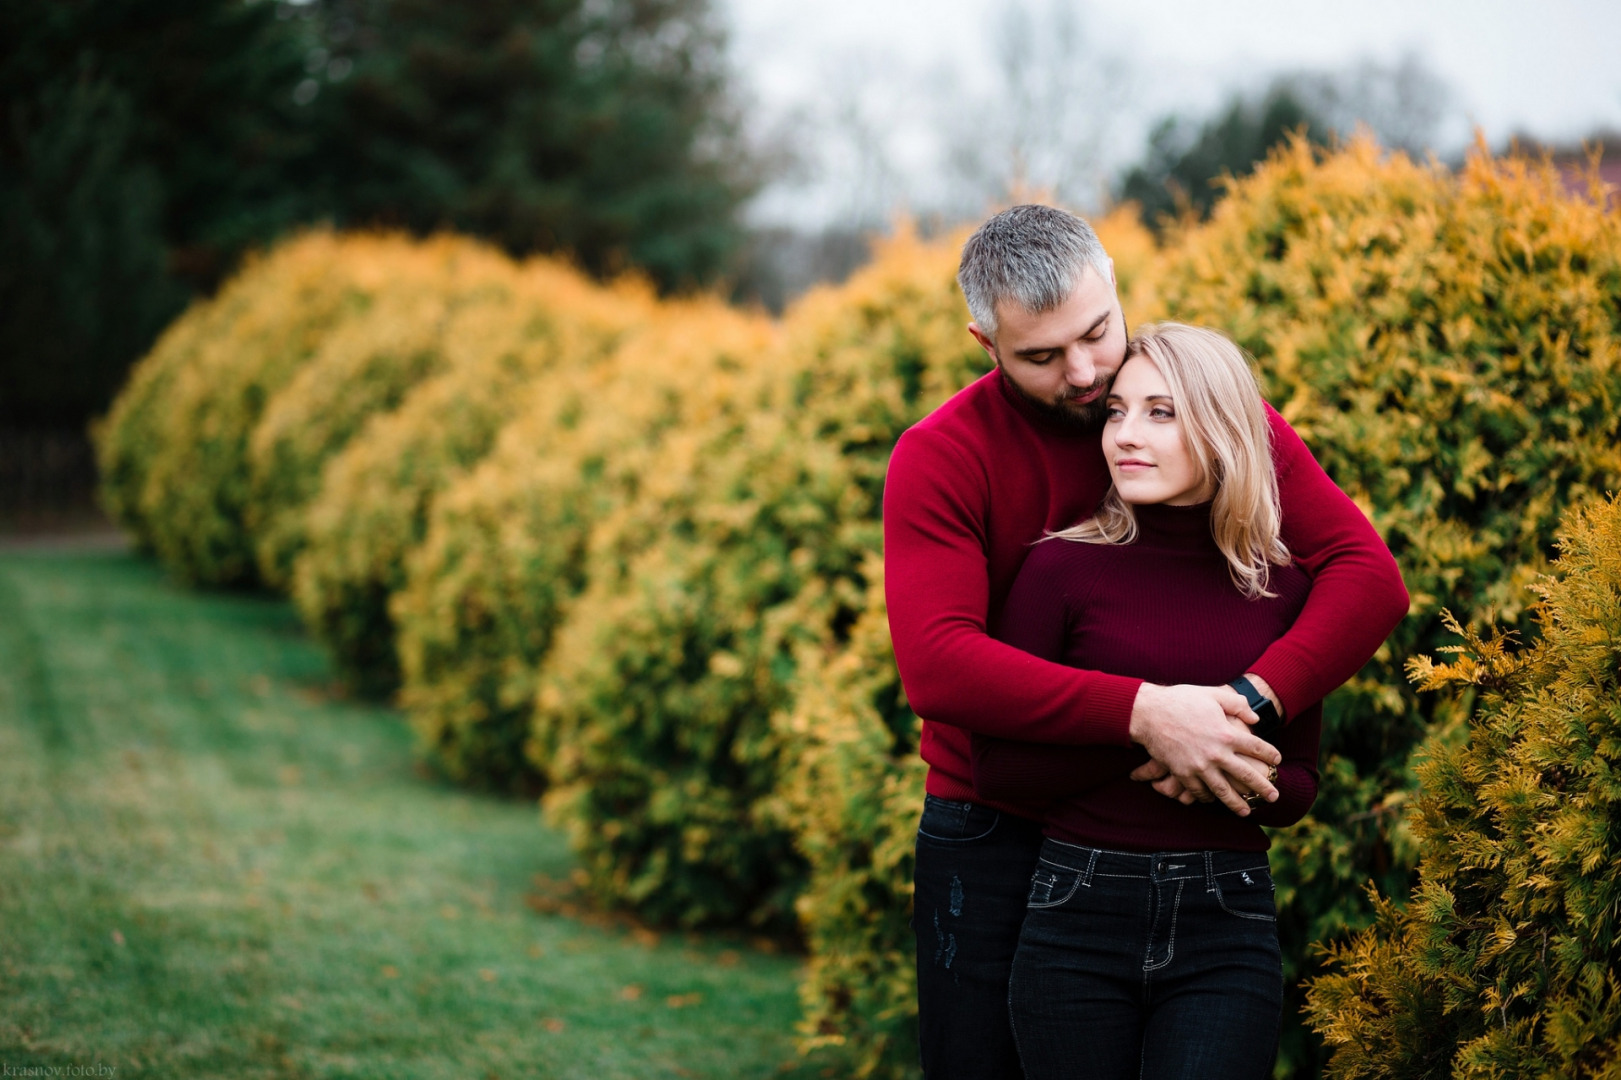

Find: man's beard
<box><xmin>998</xmin><ymin>364</ymin><xmax>1111</xmax><ymax>431</ymax></box>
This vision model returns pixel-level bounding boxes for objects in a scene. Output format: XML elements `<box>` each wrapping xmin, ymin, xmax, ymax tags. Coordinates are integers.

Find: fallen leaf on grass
<box><xmin>479</xmin><ymin>969</ymin><xmax>498</xmax><ymax>982</ymax></box>
<box><xmin>542</xmin><ymin>1018</ymin><xmax>566</xmax><ymax>1033</ymax></box>
<box><xmin>381</xmin><ymin>965</ymin><xmax>400</xmax><ymax>979</ymax></box>
<box><xmin>110</xmin><ymin>929</ymin><xmax>125</xmax><ymax>946</ymax></box>
<box><xmin>618</xmin><ymin>984</ymin><xmax>643</xmax><ymax>1002</ymax></box>
<box><xmin>440</xmin><ymin>904</ymin><xmax>460</xmax><ymax>920</ymax></box>
<box><xmin>665</xmin><ymin>993</ymin><xmax>702</xmax><ymax>1009</ymax></box>
<box><xmin>527</xmin><ymin>944</ymin><xmax>545</xmax><ymax>959</ymax></box>
<box><xmin>717</xmin><ymin>950</ymin><xmax>740</xmax><ymax>967</ymax></box>
<box><xmin>631</xmin><ymin>927</ymin><xmax>660</xmax><ymax>949</ymax></box>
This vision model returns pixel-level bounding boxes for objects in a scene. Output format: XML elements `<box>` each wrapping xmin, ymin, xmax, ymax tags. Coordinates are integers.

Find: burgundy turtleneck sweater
<box><xmin>970</xmin><ymin>502</ymin><xmax>1321</xmax><ymax>851</ymax></box>
<box><xmin>883</xmin><ymin>368</ymin><xmax>1407</xmax><ymax>811</ymax></box>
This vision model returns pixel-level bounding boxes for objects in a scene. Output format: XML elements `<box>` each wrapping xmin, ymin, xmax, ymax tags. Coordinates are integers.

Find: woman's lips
<box><xmin>1115</xmin><ymin>459</ymin><xmax>1153</xmax><ymax>470</ymax></box>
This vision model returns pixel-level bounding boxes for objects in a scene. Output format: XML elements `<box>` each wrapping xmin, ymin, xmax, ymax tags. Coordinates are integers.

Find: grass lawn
<box><xmin>0</xmin><ymin>549</ymin><xmax>827</xmax><ymax>1080</ymax></box>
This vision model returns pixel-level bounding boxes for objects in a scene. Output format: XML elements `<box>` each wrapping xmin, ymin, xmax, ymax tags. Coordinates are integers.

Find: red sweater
<box><xmin>883</xmin><ymin>368</ymin><xmax>1408</xmax><ymax>810</ymax></box>
<box><xmin>970</xmin><ymin>501</ymin><xmax>1321</xmax><ymax>851</ymax></box>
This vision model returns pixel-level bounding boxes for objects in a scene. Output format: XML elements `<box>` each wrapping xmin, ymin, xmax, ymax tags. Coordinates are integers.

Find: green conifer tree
<box><xmin>1307</xmin><ymin>494</ymin><xmax>1621</xmax><ymax>1078</ymax></box>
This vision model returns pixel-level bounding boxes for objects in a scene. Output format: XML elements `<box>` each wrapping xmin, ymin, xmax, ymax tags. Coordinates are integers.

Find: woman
<box><xmin>972</xmin><ymin>322</ymin><xmax>1334</xmax><ymax>1079</ymax></box>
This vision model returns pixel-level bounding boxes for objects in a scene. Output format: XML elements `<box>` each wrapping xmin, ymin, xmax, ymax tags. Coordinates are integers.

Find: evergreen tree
<box><xmin>1120</xmin><ymin>84</ymin><xmax>1326</xmax><ymax>231</ymax></box>
<box><xmin>2</xmin><ymin>0</ymin><xmax>754</xmax><ymax>427</ymax></box>
<box><xmin>1308</xmin><ymin>495</ymin><xmax>1621</xmax><ymax>1079</ymax></box>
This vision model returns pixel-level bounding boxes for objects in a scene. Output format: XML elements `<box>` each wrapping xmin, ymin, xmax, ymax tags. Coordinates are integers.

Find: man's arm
<box><xmin>884</xmin><ymin>425</ymin><xmax>1143</xmax><ymax>748</ymax></box>
<box><xmin>886</xmin><ymin>425</ymin><xmax>1280</xmax><ymax>814</ymax></box>
<box><xmin>1247</xmin><ymin>407</ymin><xmax>1409</xmax><ymax>719</ymax></box>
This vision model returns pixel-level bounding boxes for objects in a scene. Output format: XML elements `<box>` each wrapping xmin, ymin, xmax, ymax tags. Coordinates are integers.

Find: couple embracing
<box><xmin>884</xmin><ymin>205</ymin><xmax>1408</xmax><ymax>1079</ymax></box>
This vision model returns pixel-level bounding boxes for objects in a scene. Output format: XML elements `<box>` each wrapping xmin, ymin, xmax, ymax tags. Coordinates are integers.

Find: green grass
<box><xmin>0</xmin><ymin>550</ymin><xmax>826</xmax><ymax>1080</ymax></box>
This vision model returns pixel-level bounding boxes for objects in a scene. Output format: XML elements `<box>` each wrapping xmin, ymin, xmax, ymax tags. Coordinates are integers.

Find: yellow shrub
<box><xmin>99</xmin><ymin>230</ymin><xmax>388</xmax><ymax>583</ymax></box>
<box><xmin>766</xmin><ymin>562</ymin><xmax>927</xmax><ymax>1079</ymax></box>
<box><xmin>95</xmin><ymin>290</ymin><xmax>230</xmax><ymax>553</ymax></box>
<box><xmin>392</xmin><ymin>298</ymin><xmax>778</xmax><ymax>793</ymax></box>
<box><xmin>528</xmin><ymin>227</ymin><xmax>987</xmax><ymax>930</ymax></box>
<box><xmin>290</xmin><ymin>261</ymin><xmax>651</xmax><ymax>695</ymax></box>
<box><xmin>1152</xmin><ymin>135</ymin><xmax>1621</xmax><ymax>1074</ymax></box>
<box><xmin>247</xmin><ymin>236</ymin><xmax>521</xmax><ymax>589</ymax></box>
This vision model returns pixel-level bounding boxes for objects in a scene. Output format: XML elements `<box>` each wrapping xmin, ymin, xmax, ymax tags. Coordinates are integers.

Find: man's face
<box><xmin>968</xmin><ymin>265</ymin><xmax>1128</xmax><ymax>430</ymax></box>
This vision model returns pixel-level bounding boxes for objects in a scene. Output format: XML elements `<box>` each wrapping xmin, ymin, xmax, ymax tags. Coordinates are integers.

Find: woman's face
<box><xmin>1103</xmin><ymin>355</ymin><xmax>1213</xmax><ymax>506</ymax></box>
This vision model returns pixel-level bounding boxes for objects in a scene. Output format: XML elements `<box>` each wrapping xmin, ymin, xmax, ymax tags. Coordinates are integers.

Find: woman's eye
<box><xmin>1150</xmin><ymin>407</ymin><xmax>1174</xmax><ymax>419</ymax></box>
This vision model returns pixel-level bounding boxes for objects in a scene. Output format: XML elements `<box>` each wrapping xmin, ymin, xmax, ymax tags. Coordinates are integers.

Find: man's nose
<box><xmin>1063</xmin><ymin>346</ymin><xmax>1097</xmax><ymax>387</ymax></box>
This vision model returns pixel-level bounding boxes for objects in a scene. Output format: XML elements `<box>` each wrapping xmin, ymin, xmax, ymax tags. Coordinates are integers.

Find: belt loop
<box><xmin>1203</xmin><ymin>851</ymin><xmax>1216</xmax><ymax>892</ymax></box>
<box><xmin>1081</xmin><ymin>847</ymin><xmax>1099</xmax><ymax>887</ymax></box>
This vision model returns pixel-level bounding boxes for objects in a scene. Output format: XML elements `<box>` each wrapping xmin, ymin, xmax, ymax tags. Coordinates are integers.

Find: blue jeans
<box><xmin>914</xmin><ymin>794</ymin><xmax>1046</xmax><ymax>1079</ymax></box>
<box><xmin>1008</xmin><ymin>839</ymin><xmax>1283</xmax><ymax>1080</ymax></box>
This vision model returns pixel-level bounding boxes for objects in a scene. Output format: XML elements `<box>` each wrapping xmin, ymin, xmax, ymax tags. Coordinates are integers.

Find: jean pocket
<box><xmin>1025</xmin><ymin>859</ymin><xmax>1085</xmax><ymax>909</ymax></box>
<box><xmin>916</xmin><ymin>795</ymin><xmax>1000</xmax><ymax>843</ymax></box>
<box><xmin>1214</xmin><ymin>866</ymin><xmax>1277</xmax><ymax>922</ymax></box>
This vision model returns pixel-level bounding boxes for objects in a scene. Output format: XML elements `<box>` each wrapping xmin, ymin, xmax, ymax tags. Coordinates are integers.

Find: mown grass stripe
<box><xmin>0</xmin><ymin>551</ymin><xmax>821</xmax><ymax>1079</ymax></box>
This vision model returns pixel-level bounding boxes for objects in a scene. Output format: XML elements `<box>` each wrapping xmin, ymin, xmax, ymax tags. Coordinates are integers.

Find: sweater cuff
<box><xmin>1247</xmin><ymin>646</ymin><xmax>1319</xmax><ymax>724</ymax></box>
<box><xmin>1087</xmin><ymin>674</ymin><xmax>1145</xmax><ymax>747</ymax></box>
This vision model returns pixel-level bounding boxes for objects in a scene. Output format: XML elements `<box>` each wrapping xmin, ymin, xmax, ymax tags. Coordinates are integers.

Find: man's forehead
<box><xmin>994</xmin><ymin>267</ymin><xmax>1116</xmax><ymax>341</ymax></box>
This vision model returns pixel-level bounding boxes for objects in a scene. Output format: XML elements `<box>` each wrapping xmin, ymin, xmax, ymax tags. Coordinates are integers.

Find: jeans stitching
<box><xmin>916</xmin><ymin>811</ymin><xmax>1000</xmax><ymax>844</ymax></box>
<box><xmin>1026</xmin><ymin>870</ymin><xmax>1083</xmax><ymax>910</ymax></box>
<box><xmin>1144</xmin><ymin>881</ymin><xmax>1184</xmax><ymax>972</ymax></box>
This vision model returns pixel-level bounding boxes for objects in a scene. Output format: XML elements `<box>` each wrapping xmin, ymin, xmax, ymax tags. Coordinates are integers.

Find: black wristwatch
<box><xmin>1228</xmin><ymin>676</ymin><xmax>1284</xmax><ymax>744</ymax></box>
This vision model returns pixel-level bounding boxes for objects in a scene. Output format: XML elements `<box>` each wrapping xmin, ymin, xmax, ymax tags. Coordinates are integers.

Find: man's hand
<box><xmin>1126</xmin><ymin>683</ymin><xmax>1282</xmax><ymax>815</ymax></box>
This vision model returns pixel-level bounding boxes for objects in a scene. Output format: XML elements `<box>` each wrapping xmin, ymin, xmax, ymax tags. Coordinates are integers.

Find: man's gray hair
<box><xmin>957</xmin><ymin>204</ymin><xmax>1113</xmax><ymax>338</ymax></box>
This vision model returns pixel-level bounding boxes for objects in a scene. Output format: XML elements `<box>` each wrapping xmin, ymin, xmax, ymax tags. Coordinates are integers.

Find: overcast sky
<box><xmin>717</xmin><ymin>0</ymin><xmax>1621</xmax><ymax>228</ymax></box>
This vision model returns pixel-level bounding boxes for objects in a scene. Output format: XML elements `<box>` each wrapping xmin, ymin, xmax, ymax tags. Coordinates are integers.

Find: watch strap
<box><xmin>1228</xmin><ymin>675</ymin><xmax>1284</xmax><ymax>743</ymax></box>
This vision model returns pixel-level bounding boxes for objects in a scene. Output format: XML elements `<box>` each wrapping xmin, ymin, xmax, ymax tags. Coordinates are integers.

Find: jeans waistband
<box><xmin>1037</xmin><ymin>837</ymin><xmax>1269</xmax><ymax>885</ymax></box>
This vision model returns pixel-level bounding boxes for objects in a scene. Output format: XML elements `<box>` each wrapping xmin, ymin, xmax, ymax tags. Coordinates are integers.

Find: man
<box><xmin>883</xmin><ymin>204</ymin><xmax>1408</xmax><ymax>1079</ymax></box>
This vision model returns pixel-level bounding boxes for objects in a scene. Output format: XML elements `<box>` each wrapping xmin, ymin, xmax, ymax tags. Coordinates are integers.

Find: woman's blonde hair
<box><xmin>1050</xmin><ymin>322</ymin><xmax>1290</xmax><ymax>598</ymax></box>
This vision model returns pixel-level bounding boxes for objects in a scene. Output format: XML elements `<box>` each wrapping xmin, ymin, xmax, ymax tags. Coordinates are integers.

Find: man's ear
<box><xmin>967</xmin><ymin>323</ymin><xmax>998</xmax><ymax>364</ymax></box>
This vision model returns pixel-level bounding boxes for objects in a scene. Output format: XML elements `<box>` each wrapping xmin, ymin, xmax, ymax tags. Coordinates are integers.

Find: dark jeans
<box><xmin>1009</xmin><ymin>838</ymin><xmax>1283</xmax><ymax>1080</ymax></box>
<box><xmin>914</xmin><ymin>794</ymin><xmax>1046</xmax><ymax>1080</ymax></box>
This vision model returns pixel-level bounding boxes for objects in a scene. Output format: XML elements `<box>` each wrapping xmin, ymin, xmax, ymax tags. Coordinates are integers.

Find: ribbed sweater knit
<box><xmin>970</xmin><ymin>502</ymin><xmax>1321</xmax><ymax>851</ymax></box>
<box><xmin>883</xmin><ymin>368</ymin><xmax>1408</xmax><ymax>811</ymax></box>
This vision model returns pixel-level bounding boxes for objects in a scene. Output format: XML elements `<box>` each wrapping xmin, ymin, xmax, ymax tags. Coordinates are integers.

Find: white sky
<box><xmin>718</xmin><ymin>0</ymin><xmax>1621</xmax><ymax>227</ymax></box>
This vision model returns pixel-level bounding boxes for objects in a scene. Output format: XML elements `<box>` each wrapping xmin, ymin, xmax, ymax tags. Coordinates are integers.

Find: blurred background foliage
<box><xmin>1</xmin><ymin>0</ymin><xmax>751</xmax><ymax>435</ymax></box>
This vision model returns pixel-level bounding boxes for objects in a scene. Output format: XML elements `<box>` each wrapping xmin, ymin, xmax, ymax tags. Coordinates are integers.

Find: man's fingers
<box><xmin>1131</xmin><ymin>759</ymin><xmax>1171</xmax><ymax>782</ymax></box>
<box><xmin>1216</xmin><ymin>685</ymin><xmax>1259</xmax><ymax>724</ymax></box>
<box><xmin>1227</xmin><ymin>759</ymin><xmax>1279</xmax><ymax>804</ymax></box>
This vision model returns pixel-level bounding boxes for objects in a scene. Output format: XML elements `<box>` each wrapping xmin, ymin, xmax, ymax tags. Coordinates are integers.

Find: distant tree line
<box><xmin>1120</xmin><ymin>55</ymin><xmax>1450</xmax><ymax>230</ymax></box>
<box><xmin>0</xmin><ymin>0</ymin><xmax>754</xmax><ymax>428</ymax></box>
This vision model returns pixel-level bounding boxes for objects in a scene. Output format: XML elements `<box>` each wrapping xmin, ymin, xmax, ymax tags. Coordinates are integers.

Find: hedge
<box><xmin>289</xmin><ymin>262</ymin><xmax>649</xmax><ymax>696</ymax></box>
<box><xmin>1306</xmin><ymin>494</ymin><xmax>1621</xmax><ymax>1079</ymax></box>
<box><xmin>1149</xmin><ymin>135</ymin><xmax>1621</xmax><ymax>1073</ymax></box>
<box><xmin>391</xmin><ymin>298</ymin><xmax>777</xmax><ymax>795</ymax></box>
<box><xmin>245</xmin><ymin>237</ymin><xmax>522</xmax><ymax>590</ymax></box>
<box><xmin>96</xmin><ymin>230</ymin><xmax>384</xmax><ymax>583</ymax></box>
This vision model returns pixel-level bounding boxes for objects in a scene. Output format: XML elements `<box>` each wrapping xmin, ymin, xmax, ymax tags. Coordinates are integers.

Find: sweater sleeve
<box><xmin>971</xmin><ymin>540</ymin><xmax>1150</xmax><ymax>801</ymax></box>
<box><xmin>1247</xmin><ymin>408</ymin><xmax>1409</xmax><ymax>721</ymax></box>
<box><xmin>884</xmin><ymin>426</ymin><xmax>1143</xmax><ymax>747</ymax></box>
<box><xmin>1244</xmin><ymin>704</ymin><xmax>1322</xmax><ymax>829</ymax></box>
